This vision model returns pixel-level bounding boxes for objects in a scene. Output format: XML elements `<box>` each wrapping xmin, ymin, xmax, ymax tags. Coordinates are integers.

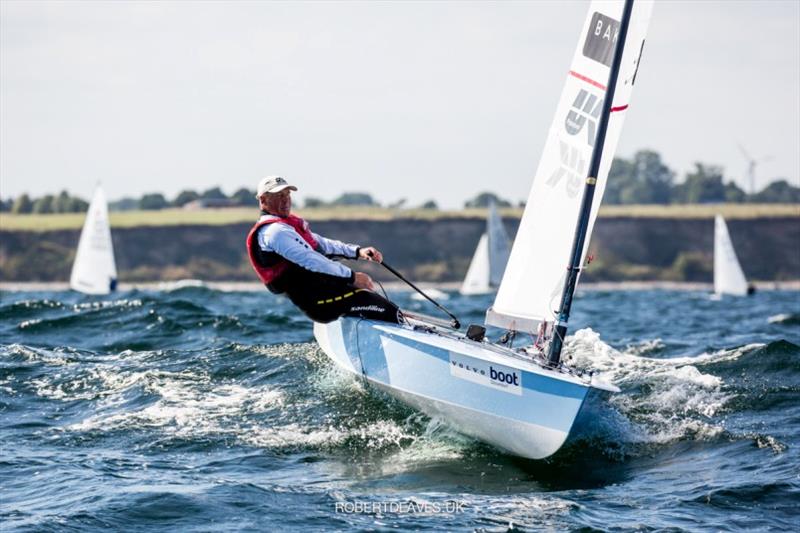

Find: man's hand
<box><xmin>358</xmin><ymin>246</ymin><xmax>383</xmax><ymax>263</ymax></box>
<box><xmin>353</xmin><ymin>272</ymin><xmax>375</xmax><ymax>291</ymax></box>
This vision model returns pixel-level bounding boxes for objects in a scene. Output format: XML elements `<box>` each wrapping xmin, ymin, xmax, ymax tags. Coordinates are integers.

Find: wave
<box><xmin>2</xmin><ymin>343</ymin><xmax>79</xmax><ymax>365</ymax></box>
<box><xmin>0</xmin><ymin>298</ymin><xmax>65</xmax><ymax>318</ymax></box>
<box><xmin>768</xmin><ymin>313</ymin><xmax>800</xmax><ymax>326</ymax></box>
<box><xmin>3</xmin><ymin>337</ymin><xmax>479</xmax><ymax>465</ymax></box>
<box><xmin>697</xmin><ymin>340</ymin><xmax>800</xmax><ymax>413</ymax></box>
<box><xmin>556</xmin><ymin>329</ymin><xmax>773</xmax><ymax>458</ymax></box>
<box><xmin>10</xmin><ymin>298</ymin><xmax>145</xmax><ymax>333</ymax></box>
<box><xmin>689</xmin><ymin>481</ymin><xmax>797</xmax><ymax>510</ymax></box>
<box><xmin>697</xmin><ymin>339</ymin><xmax>800</xmax><ymax>376</ymax></box>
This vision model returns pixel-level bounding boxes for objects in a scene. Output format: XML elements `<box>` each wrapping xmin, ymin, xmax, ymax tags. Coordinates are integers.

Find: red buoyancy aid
<box><xmin>246</xmin><ymin>213</ymin><xmax>319</xmax><ymax>285</ymax></box>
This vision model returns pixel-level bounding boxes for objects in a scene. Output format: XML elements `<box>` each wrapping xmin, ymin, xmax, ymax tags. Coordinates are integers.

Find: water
<box><xmin>2</xmin><ymin>287</ymin><xmax>799</xmax><ymax>531</ymax></box>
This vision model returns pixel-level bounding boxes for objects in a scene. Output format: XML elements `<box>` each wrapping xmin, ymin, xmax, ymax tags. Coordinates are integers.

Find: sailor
<box><xmin>247</xmin><ymin>176</ymin><xmax>402</xmax><ymax>324</ymax></box>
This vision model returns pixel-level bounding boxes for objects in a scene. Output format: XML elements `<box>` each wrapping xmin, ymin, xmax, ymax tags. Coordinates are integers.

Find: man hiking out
<box><xmin>246</xmin><ymin>176</ymin><xmax>402</xmax><ymax>324</ymax></box>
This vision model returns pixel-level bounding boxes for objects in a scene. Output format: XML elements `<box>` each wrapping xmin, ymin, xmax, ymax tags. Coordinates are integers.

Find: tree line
<box><xmin>3</xmin><ymin>150</ymin><xmax>798</xmax><ymax>214</ymax></box>
<box><xmin>467</xmin><ymin>150</ymin><xmax>799</xmax><ymax>207</ymax></box>
<box><xmin>2</xmin><ymin>186</ymin><xmax>254</xmax><ymax>214</ymax></box>
<box><xmin>1</xmin><ymin>190</ymin><xmax>89</xmax><ymax>214</ymax></box>
<box><xmin>1</xmin><ymin>187</ymin><xmax>441</xmax><ymax>213</ymax></box>
<box><xmin>604</xmin><ymin>150</ymin><xmax>799</xmax><ymax>205</ymax></box>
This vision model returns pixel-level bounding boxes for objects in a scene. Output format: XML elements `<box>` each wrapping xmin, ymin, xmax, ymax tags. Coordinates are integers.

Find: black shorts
<box><xmin>272</xmin><ymin>265</ymin><xmax>401</xmax><ymax>324</ymax></box>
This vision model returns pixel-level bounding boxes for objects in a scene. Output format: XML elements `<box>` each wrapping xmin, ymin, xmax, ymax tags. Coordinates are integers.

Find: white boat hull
<box><xmin>314</xmin><ymin>318</ymin><xmax>599</xmax><ymax>459</ymax></box>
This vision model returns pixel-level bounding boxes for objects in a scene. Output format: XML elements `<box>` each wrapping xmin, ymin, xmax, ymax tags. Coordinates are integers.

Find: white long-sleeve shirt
<box><xmin>256</xmin><ymin>219</ymin><xmax>359</xmax><ymax>279</ymax></box>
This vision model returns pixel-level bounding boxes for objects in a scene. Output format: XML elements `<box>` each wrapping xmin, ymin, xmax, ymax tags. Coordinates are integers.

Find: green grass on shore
<box><xmin>597</xmin><ymin>203</ymin><xmax>799</xmax><ymax>219</ymax></box>
<box><xmin>1</xmin><ymin>204</ymin><xmax>797</xmax><ymax>232</ymax></box>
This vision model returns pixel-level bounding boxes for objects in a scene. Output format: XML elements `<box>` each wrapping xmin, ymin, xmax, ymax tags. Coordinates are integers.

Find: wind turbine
<box><xmin>738</xmin><ymin>144</ymin><xmax>773</xmax><ymax>196</ymax></box>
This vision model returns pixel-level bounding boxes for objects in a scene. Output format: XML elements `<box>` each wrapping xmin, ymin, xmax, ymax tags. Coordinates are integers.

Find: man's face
<box><xmin>262</xmin><ymin>189</ymin><xmax>292</xmax><ymax>217</ymax></box>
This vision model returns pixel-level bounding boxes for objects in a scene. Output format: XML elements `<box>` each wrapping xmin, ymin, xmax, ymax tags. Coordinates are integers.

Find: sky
<box><xmin>1</xmin><ymin>0</ymin><xmax>798</xmax><ymax>209</ymax></box>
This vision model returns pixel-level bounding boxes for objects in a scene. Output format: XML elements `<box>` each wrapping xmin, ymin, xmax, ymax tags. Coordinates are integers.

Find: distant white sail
<box><xmin>70</xmin><ymin>187</ymin><xmax>118</xmax><ymax>295</ymax></box>
<box><xmin>487</xmin><ymin>0</ymin><xmax>654</xmax><ymax>332</ymax></box>
<box><xmin>714</xmin><ymin>215</ymin><xmax>748</xmax><ymax>296</ymax></box>
<box><xmin>487</xmin><ymin>203</ymin><xmax>512</xmax><ymax>286</ymax></box>
<box><xmin>461</xmin><ymin>234</ymin><xmax>490</xmax><ymax>295</ymax></box>
<box><xmin>460</xmin><ymin>203</ymin><xmax>511</xmax><ymax>295</ymax></box>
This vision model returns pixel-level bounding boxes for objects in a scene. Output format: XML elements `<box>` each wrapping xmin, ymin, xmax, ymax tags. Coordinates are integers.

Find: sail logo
<box><xmin>545</xmin><ymin>140</ymin><xmax>587</xmax><ymax>198</ymax></box>
<box><xmin>583</xmin><ymin>12</ymin><xmax>620</xmax><ymax>67</ymax></box>
<box><xmin>449</xmin><ymin>353</ymin><xmax>522</xmax><ymax>396</ymax></box>
<box><xmin>565</xmin><ymin>89</ymin><xmax>603</xmax><ymax>147</ymax></box>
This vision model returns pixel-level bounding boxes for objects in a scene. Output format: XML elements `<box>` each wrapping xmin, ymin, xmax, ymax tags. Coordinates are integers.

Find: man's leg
<box><xmin>283</xmin><ymin>267</ymin><xmax>401</xmax><ymax>324</ymax></box>
<box><xmin>315</xmin><ymin>288</ymin><xmax>402</xmax><ymax>323</ymax></box>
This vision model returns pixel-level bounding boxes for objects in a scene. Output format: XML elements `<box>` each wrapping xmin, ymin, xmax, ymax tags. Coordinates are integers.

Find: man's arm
<box><xmin>311</xmin><ymin>232</ymin><xmax>360</xmax><ymax>259</ymax></box>
<box><xmin>312</xmin><ymin>232</ymin><xmax>384</xmax><ymax>263</ymax></box>
<box><xmin>260</xmin><ymin>225</ymin><xmax>354</xmax><ymax>281</ymax></box>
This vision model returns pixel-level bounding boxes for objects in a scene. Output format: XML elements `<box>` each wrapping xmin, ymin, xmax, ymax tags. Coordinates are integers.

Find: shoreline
<box><xmin>2</xmin><ymin>280</ymin><xmax>799</xmax><ymax>292</ymax></box>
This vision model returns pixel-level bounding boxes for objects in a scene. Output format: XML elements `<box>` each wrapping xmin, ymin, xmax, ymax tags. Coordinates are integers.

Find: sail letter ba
<box><xmin>583</xmin><ymin>12</ymin><xmax>620</xmax><ymax>66</ymax></box>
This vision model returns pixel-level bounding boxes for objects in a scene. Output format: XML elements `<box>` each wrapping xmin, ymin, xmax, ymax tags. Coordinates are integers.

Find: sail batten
<box><xmin>486</xmin><ymin>0</ymin><xmax>654</xmax><ymax>332</ymax></box>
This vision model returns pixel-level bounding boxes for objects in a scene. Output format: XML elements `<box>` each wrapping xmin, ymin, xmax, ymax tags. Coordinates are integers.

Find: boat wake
<box><xmin>558</xmin><ymin>329</ymin><xmax>796</xmax><ymax>460</ymax></box>
<box><xmin>3</xmin><ymin>340</ymin><xmax>475</xmax><ymax>466</ymax></box>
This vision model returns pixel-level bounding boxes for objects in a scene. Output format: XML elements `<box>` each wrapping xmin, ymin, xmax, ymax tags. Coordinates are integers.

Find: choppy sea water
<box><xmin>1</xmin><ymin>286</ymin><xmax>798</xmax><ymax>531</ymax></box>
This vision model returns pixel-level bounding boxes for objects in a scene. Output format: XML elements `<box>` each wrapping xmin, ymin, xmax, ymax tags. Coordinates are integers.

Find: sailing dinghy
<box><xmin>714</xmin><ymin>215</ymin><xmax>750</xmax><ymax>296</ymax></box>
<box><xmin>69</xmin><ymin>186</ymin><xmax>118</xmax><ymax>295</ymax></box>
<box><xmin>460</xmin><ymin>202</ymin><xmax>511</xmax><ymax>295</ymax></box>
<box><xmin>315</xmin><ymin>0</ymin><xmax>653</xmax><ymax>459</ymax></box>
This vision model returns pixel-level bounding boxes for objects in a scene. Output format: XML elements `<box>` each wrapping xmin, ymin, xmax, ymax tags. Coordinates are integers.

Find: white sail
<box><xmin>460</xmin><ymin>233</ymin><xmax>491</xmax><ymax>295</ymax></box>
<box><xmin>460</xmin><ymin>203</ymin><xmax>512</xmax><ymax>295</ymax></box>
<box><xmin>714</xmin><ymin>215</ymin><xmax>748</xmax><ymax>296</ymax></box>
<box><xmin>487</xmin><ymin>0</ymin><xmax>654</xmax><ymax>332</ymax></box>
<box><xmin>70</xmin><ymin>186</ymin><xmax>118</xmax><ymax>295</ymax></box>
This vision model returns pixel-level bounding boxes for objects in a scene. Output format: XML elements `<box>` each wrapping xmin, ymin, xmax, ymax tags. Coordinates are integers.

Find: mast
<box><xmin>547</xmin><ymin>0</ymin><xmax>635</xmax><ymax>366</ymax></box>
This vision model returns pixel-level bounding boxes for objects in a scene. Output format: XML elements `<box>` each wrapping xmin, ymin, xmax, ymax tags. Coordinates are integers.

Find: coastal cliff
<box><xmin>1</xmin><ymin>215</ymin><xmax>798</xmax><ymax>283</ymax></box>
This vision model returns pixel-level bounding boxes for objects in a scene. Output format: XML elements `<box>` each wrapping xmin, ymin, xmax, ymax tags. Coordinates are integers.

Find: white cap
<box><xmin>255</xmin><ymin>176</ymin><xmax>297</xmax><ymax>198</ymax></box>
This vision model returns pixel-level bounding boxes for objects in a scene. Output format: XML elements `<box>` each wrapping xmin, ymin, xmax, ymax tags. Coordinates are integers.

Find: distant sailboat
<box><xmin>460</xmin><ymin>202</ymin><xmax>511</xmax><ymax>295</ymax></box>
<box><xmin>70</xmin><ymin>186</ymin><xmax>118</xmax><ymax>295</ymax></box>
<box><xmin>714</xmin><ymin>215</ymin><xmax>750</xmax><ymax>296</ymax></box>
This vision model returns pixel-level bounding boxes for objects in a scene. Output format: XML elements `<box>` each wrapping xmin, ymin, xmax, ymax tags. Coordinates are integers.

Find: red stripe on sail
<box><xmin>610</xmin><ymin>105</ymin><xmax>628</xmax><ymax>113</ymax></box>
<box><xmin>568</xmin><ymin>70</ymin><xmax>606</xmax><ymax>90</ymax></box>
